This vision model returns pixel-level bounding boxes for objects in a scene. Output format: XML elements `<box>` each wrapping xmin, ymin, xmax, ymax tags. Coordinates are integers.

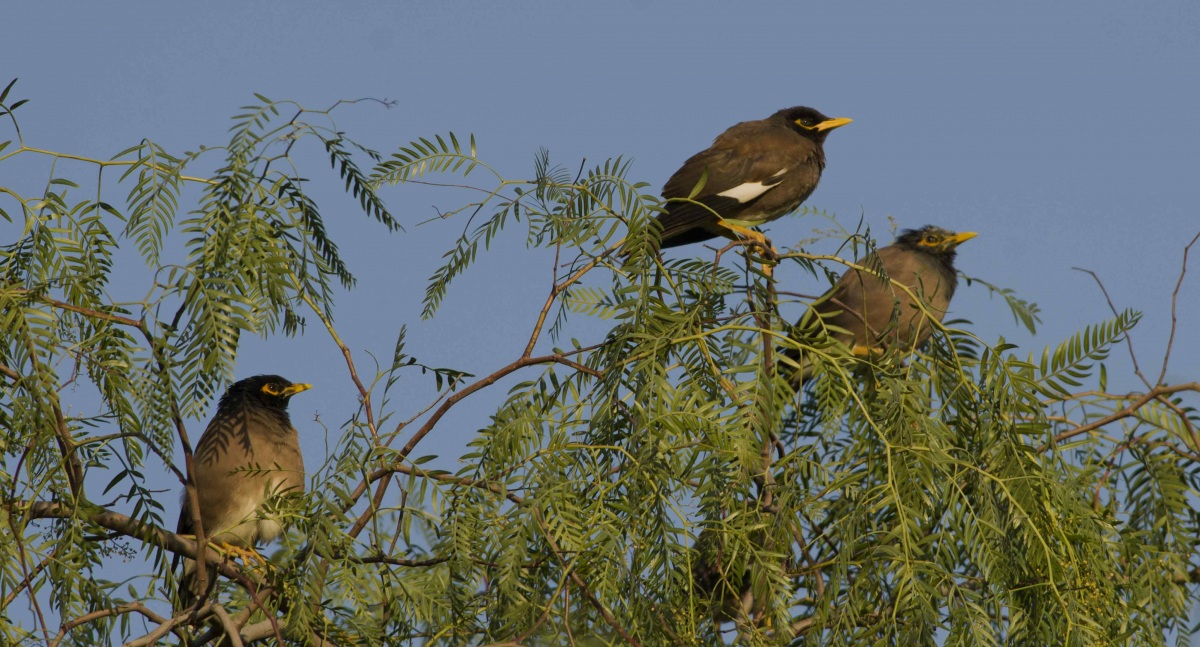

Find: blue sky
<box><xmin>3</xmin><ymin>0</ymin><xmax>1199</xmax><ymax>637</ymax></box>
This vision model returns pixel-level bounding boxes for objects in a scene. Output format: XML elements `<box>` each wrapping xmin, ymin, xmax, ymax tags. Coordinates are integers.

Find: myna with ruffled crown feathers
<box><xmin>174</xmin><ymin>374</ymin><xmax>311</xmax><ymax>610</ymax></box>
<box><xmin>653</xmin><ymin>106</ymin><xmax>851</xmax><ymax>252</ymax></box>
<box><xmin>785</xmin><ymin>225</ymin><xmax>977</xmax><ymax>383</ymax></box>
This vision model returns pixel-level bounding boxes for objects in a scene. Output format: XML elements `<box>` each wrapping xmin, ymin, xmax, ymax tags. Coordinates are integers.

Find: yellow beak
<box><xmin>948</xmin><ymin>232</ymin><xmax>978</xmax><ymax>245</ymax></box>
<box><xmin>281</xmin><ymin>383</ymin><xmax>313</xmax><ymax>397</ymax></box>
<box><xmin>815</xmin><ymin>117</ymin><xmax>853</xmax><ymax>132</ymax></box>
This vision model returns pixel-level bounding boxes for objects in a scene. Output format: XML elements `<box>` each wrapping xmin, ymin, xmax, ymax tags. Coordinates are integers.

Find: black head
<box><xmin>893</xmin><ymin>225</ymin><xmax>978</xmax><ymax>264</ymax></box>
<box><xmin>774</xmin><ymin>106</ymin><xmax>853</xmax><ymax>143</ymax></box>
<box><xmin>221</xmin><ymin>374</ymin><xmax>312</xmax><ymax>412</ymax></box>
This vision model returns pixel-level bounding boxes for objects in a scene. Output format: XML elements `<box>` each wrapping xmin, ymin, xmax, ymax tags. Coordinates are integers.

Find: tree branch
<box><xmin>0</xmin><ymin>361</ymin><xmax>19</xmax><ymax>380</ymax></box>
<box><xmin>18</xmin><ymin>501</ymin><xmax>251</xmax><ymax>586</ymax></box>
<box><xmin>13</xmin><ymin>288</ymin><xmax>144</xmax><ymax>328</ymax></box>
<box><xmin>1047</xmin><ymin>382</ymin><xmax>1200</xmax><ymax>447</ymax></box>
<box><xmin>50</xmin><ymin>602</ymin><xmax>169</xmax><ymax>647</ymax></box>
<box><xmin>1072</xmin><ymin>266</ymin><xmax>1150</xmax><ymax>389</ymax></box>
<box><xmin>1157</xmin><ymin>230</ymin><xmax>1200</xmax><ymax>386</ymax></box>
<box><xmin>342</xmin><ymin>352</ymin><xmax>594</xmax><ymax>539</ymax></box>
<box><xmin>532</xmin><ymin>508</ymin><xmax>643</xmax><ymax>647</ymax></box>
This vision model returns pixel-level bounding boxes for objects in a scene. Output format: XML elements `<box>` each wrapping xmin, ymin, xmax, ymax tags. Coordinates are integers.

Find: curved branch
<box><xmin>342</xmin><ymin>352</ymin><xmax>591</xmax><ymax>539</ymax></box>
<box><xmin>50</xmin><ymin>603</ymin><xmax>169</xmax><ymax>647</ymax></box>
<box><xmin>1047</xmin><ymin>382</ymin><xmax>1200</xmax><ymax>448</ymax></box>
<box><xmin>18</xmin><ymin>501</ymin><xmax>251</xmax><ymax>588</ymax></box>
<box><xmin>1158</xmin><ymin>230</ymin><xmax>1200</xmax><ymax>385</ymax></box>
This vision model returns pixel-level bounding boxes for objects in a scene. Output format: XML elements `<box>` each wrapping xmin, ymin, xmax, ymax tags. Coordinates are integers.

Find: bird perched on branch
<box><xmin>174</xmin><ymin>374</ymin><xmax>311</xmax><ymax>611</ymax></box>
<box><xmin>783</xmin><ymin>226</ymin><xmax>977</xmax><ymax>384</ymax></box>
<box><xmin>653</xmin><ymin>106</ymin><xmax>851</xmax><ymax>253</ymax></box>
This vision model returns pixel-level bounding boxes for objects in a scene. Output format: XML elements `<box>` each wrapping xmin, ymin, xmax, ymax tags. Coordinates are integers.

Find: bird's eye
<box><xmin>800</xmin><ymin>118</ymin><xmax>814</xmax><ymax>127</ymax></box>
<box><xmin>262</xmin><ymin>384</ymin><xmax>282</xmax><ymax>396</ymax></box>
<box><xmin>924</xmin><ymin>235</ymin><xmax>939</xmax><ymax>244</ymax></box>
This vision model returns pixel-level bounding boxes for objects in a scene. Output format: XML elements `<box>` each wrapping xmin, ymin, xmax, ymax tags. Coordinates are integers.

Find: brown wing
<box><xmin>785</xmin><ymin>245</ymin><xmax>956</xmax><ymax>385</ymax></box>
<box><xmin>877</xmin><ymin>246</ymin><xmax>956</xmax><ymax>350</ymax></box>
<box><xmin>818</xmin><ymin>257</ymin><xmax>895</xmax><ymax>350</ymax></box>
<box><xmin>821</xmin><ymin>246</ymin><xmax>955</xmax><ymax>352</ymax></box>
<box><xmin>657</xmin><ymin>120</ymin><xmax>819</xmax><ymax>247</ymax></box>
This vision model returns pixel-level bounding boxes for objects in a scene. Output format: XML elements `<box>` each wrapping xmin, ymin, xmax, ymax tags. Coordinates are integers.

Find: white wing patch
<box><xmin>716</xmin><ymin>168</ymin><xmax>788</xmax><ymax>203</ymax></box>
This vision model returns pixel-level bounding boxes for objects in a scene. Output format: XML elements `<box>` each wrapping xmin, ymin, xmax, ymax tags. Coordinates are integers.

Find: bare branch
<box><xmin>1072</xmin><ymin>266</ymin><xmax>1150</xmax><ymax>389</ymax></box>
<box><xmin>341</xmin><ymin>351</ymin><xmax>595</xmax><ymax>539</ymax></box>
<box><xmin>50</xmin><ymin>603</ymin><xmax>170</xmax><ymax>647</ymax></box>
<box><xmin>1046</xmin><ymin>382</ymin><xmax>1200</xmax><ymax>447</ymax></box>
<box><xmin>17</xmin><ymin>501</ymin><xmax>253</xmax><ymax>588</ymax></box>
<box><xmin>209</xmin><ymin>605</ymin><xmax>246</xmax><ymax>647</ymax></box>
<box><xmin>13</xmin><ymin>288</ymin><xmax>144</xmax><ymax>328</ymax></box>
<box><xmin>1157</xmin><ymin>230</ymin><xmax>1200</xmax><ymax>385</ymax></box>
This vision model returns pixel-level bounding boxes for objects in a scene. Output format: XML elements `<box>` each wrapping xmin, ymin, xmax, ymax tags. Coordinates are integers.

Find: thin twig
<box><xmin>1045</xmin><ymin>382</ymin><xmax>1200</xmax><ymax>448</ymax></box>
<box><xmin>14</xmin><ymin>289</ymin><xmax>144</xmax><ymax>328</ymax></box>
<box><xmin>8</xmin><ymin>517</ymin><xmax>51</xmax><ymax>643</ymax></box>
<box><xmin>1071</xmin><ymin>267</ymin><xmax>1150</xmax><ymax>389</ymax></box>
<box><xmin>343</xmin><ymin>352</ymin><xmax>589</xmax><ymax>539</ymax></box>
<box><xmin>532</xmin><ymin>509</ymin><xmax>643</xmax><ymax>647</ymax></box>
<box><xmin>523</xmin><ymin>241</ymin><xmax>616</xmax><ymax>358</ymax></box>
<box><xmin>1157</xmin><ymin>230</ymin><xmax>1200</xmax><ymax>386</ymax></box>
<box><xmin>788</xmin><ymin>520</ymin><xmax>824</xmax><ymax>598</ymax></box>
<box><xmin>0</xmin><ymin>546</ymin><xmax>55</xmax><ymax>611</ymax></box>
<box><xmin>299</xmin><ymin>291</ymin><xmax>377</xmax><ymax>443</ymax></box>
<box><xmin>363</xmin><ymin>462</ymin><xmax>524</xmax><ymax>506</ymax></box>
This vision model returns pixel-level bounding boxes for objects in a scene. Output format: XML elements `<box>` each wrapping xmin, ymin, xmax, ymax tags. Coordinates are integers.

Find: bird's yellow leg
<box><xmin>848</xmin><ymin>345</ymin><xmax>889</xmax><ymax>390</ymax></box>
<box><xmin>213</xmin><ymin>542</ymin><xmax>269</xmax><ymax>569</ymax></box>
<box><xmin>177</xmin><ymin>534</ymin><xmax>270</xmax><ymax>578</ymax></box>
<box><xmin>718</xmin><ymin>222</ymin><xmax>778</xmax><ymax>276</ymax></box>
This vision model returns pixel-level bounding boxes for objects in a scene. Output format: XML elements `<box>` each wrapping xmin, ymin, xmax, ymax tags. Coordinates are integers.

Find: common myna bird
<box><xmin>785</xmin><ymin>226</ymin><xmax>976</xmax><ymax>383</ymax></box>
<box><xmin>654</xmin><ymin>106</ymin><xmax>851</xmax><ymax>252</ymax></box>
<box><xmin>174</xmin><ymin>374</ymin><xmax>310</xmax><ymax>610</ymax></box>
